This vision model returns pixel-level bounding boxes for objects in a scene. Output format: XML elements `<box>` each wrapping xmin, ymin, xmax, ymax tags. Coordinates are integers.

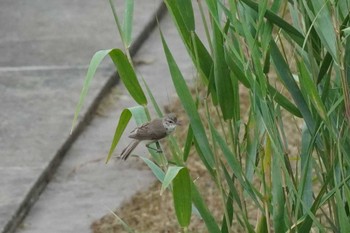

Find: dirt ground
<box><xmin>91</xmin><ymin>84</ymin><xmax>303</xmax><ymax>233</ymax></box>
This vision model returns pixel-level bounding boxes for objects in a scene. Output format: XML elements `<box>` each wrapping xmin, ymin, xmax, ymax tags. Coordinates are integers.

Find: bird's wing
<box><xmin>128</xmin><ymin>119</ymin><xmax>166</xmax><ymax>140</ymax></box>
<box><xmin>128</xmin><ymin>122</ymin><xmax>151</xmax><ymax>140</ymax></box>
<box><xmin>129</xmin><ymin>122</ymin><xmax>148</xmax><ymax>134</ymax></box>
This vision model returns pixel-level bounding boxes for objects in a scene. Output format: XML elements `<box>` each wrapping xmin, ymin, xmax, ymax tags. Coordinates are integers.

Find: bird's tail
<box><xmin>120</xmin><ymin>140</ymin><xmax>140</xmax><ymax>160</ymax></box>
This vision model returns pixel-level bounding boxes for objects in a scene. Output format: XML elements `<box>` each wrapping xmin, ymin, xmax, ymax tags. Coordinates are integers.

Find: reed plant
<box><xmin>73</xmin><ymin>0</ymin><xmax>350</xmax><ymax>232</ymax></box>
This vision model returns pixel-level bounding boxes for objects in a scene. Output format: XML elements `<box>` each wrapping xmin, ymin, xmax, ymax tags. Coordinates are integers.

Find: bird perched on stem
<box><xmin>120</xmin><ymin>113</ymin><xmax>181</xmax><ymax>160</ymax></box>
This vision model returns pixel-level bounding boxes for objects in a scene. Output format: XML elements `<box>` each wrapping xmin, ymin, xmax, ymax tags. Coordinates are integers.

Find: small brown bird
<box><xmin>120</xmin><ymin>113</ymin><xmax>181</xmax><ymax>160</ymax></box>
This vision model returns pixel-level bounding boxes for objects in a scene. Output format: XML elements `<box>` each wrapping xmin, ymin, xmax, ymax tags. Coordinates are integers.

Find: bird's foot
<box><xmin>146</xmin><ymin>144</ymin><xmax>163</xmax><ymax>153</ymax></box>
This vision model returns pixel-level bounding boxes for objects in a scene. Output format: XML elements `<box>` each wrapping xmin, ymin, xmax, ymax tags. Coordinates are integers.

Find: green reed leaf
<box><xmin>173</xmin><ymin>167</ymin><xmax>192</xmax><ymax>227</ymax></box>
<box><xmin>160</xmin><ymin>30</ymin><xmax>215</xmax><ymax>169</ymax></box>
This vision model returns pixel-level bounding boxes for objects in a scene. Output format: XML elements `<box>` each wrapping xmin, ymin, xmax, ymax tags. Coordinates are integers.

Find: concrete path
<box><xmin>0</xmin><ymin>1</ymin><xmax>195</xmax><ymax>233</ymax></box>
<box><xmin>0</xmin><ymin>0</ymin><xmax>164</xmax><ymax>232</ymax></box>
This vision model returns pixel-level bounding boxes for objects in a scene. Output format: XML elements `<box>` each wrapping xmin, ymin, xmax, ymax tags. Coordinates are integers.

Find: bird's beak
<box><xmin>176</xmin><ymin>120</ymin><xmax>182</xmax><ymax>126</ymax></box>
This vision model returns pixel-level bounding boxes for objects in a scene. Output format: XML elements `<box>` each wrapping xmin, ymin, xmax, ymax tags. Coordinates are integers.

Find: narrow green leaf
<box><xmin>173</xmin><ymin>167</ymin><xmax>192</xmax><ymax>227</ymax></box>
<box><xmin>138</xmin><ymin>156</ymin><xmax>165</xmax><ymax>183</ymax></box>
<box><xmin>209</xmin><ymin>121</ymin><xmax>238</xmax><ymax>173</ymax></box>
<box><xmin>222</xmin><ymin>163</ymin><xmax>242</xmax><ymax>209</ymax></box>
<box><xmin>304</xmin><ymin>0</ymin><xmax>337</xmax><ymax>61</ymax></box>
<box><xmin>160</xmin><ymin>31</ymin><xmax>215</xmax><ymax>168</ymax></box>
<box><xmin>240</xmin><ymin>0</ymin><xmax>305</xmax><ymax>46</ymax></box>
<box><xmin>71</xmin><ymin>49</ymin><xmax>112</xmax><ymax>132</ymax></box>
<box><xmin>177</xmin><ymin>0</ymin><xmax>195</xmax><ymax>31</ymax></box>
<box><xmin>123</xmin><ymin>0</ymin><xmax>134</xmax><ymax>46</ymax></box>
<box><xmin>245</xmin><ymin>108</ymin><xmax>259</xmax><ymax>183</ymax></box>
<box><xmin>209</xmin><ymin>120</ymin><xmax>262</xmax><ymax>209</ymax></box>
<box><xmin>221</xmin><ymin>191</ymin><xmax>234</xmax><ymax>233</ymax></box>
<box><xmin>161</xmin><ymin>166</ymin><xmax>183</xmax><ymax>194</ymax></box>
<box><xmin>298</xmin><ymin>129</ymin><xmax>313</xmax><ymax>216</ymax></box>
<box><xmin>231</xmin><ymin>72</ymin><xmax>240</xmax><ymax>122</ymax></box>
<box><xmin>166</xmin><ymin>0</ymin><xmax>219</xmax><ymax>104</ymax></box>
<box><xmin>193</xmin><ymin>34</ymin><xmax>214</xmax><ymax>83</ymax></box>
<box><xmin>128</xmin><ymin>106</ymin><xmax>148</xmax><ymax>125</ymax></box>
<box><xmin>298</xmin><ymin>170</ymin><xmax>333</xmax><ymax>232</ymax></box>
<box><xmin>165</xmin><ymin>0</ymin><xmax>213</xmax><ymax>84</ymax></box>
<box><xmin>206</xmin><ymin>64</ymin><xmax>218</xmax><ymax>104</ymax></box>
<box><xmin>71</xmin><ymin>49</ymin><xmax>147</xmax><ymax>133</ymax></box>
<box><xmin>317</xmin><ymin>52</ymin><xmax>333</xmax><ymax>84</ymax></box>
<box><xmin>267</xmin><ymin>85</ymin><xmax>302</xmax><ymax>118</ymax></box>
<box><xmin>257</xmin><ymin>0</ymin><xmax>268</xmax><ymax>26</ymax></box>
<box><xmin>270</xmin><ymin>40</ymin><xmax>315</xmax><ymax>132</ymax></box>
<box><xmin>345</xmin><ymin>35</ymin><xmax>350</xmax><ymax>85</ymax></box>
<box><xmin>183</xmin><ymin>125</ymin><xmax>193</xmax><ymax>162</ymax></box>
<box><xmin>204</xmin><ymin>0</ymin><xmax>218</xmax><ymax>20</ymax></box>
<box><xmin>256</xmin><ymin>215</ymin><xmax>268</xmax><ymax>233</ymax></box>
<box><xmin>191</xmin><ymin>181</ymin><xmax>221</xmax><ymax>233</ymax></box>
<box><xmin>106</xmin><ymin>109</ymin><xmax>131</xmax><ymax>163</ymax></box>
<box><xmin>224</xmin><ymin>46</ymin><xmax>253</xmax><ymax>88</ymax></box>
<box><xmin>213</xmin><ymin>22</ymin><xmax>235</xmax><ymax>120</ymax></box>
<box><xmin>297</xmin><ymin>60</ymin><xmax>328</xmax><ymax>121</ymax></box>
<box><xmin>271</xmin><ymin>136</ymin><xmax>286</xmax><ymax>232</ymax></box>
<box><xmin>227</xmin><ymin>42</ymin><xmax>294</xmax><ymax>118</ymax></box>
<box><xmin>109</xmin><ymin>0</ymin><xmax>124</xmax><ymax>46</ymax></box>
<box><xmin>109</xmin><ymin>49</ymin><xmax>147</xmax><ymax>105</ymax></box>
<box><xmin>164</xmin><ymin>0</ymin><xmax>191</xmax><ymax>46</ymax></box>
<box><xmin>105</xmin><ymin>105</ymin><xmax>146</xmax><ymax>163</ymax></box>
<box><xmin>340</xmin><ymin>13</ymin><xmax>350</xmax><ymax>37</ymax></box>
<box><xmin>335</xmin><ymin>183</ymin><xmax>350</xmax><ymax>233</ymax></box>
<box><xmin>193</xmin><ymin>138</ymin><xmax>215</xmax><ymax>177</ymax></box>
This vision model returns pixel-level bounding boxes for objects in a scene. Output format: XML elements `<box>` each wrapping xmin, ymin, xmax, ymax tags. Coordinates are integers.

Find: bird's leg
<box><xmin>146</xmin><ymin>143</ymin><xmax>163</xmax><ymax>153</ymax></box>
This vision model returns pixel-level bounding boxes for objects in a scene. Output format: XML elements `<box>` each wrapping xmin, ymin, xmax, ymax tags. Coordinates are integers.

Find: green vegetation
<box><xmin>74</xmin><ymin>0</ymin><xmax>350</xmax><ymax>232</ymax></box>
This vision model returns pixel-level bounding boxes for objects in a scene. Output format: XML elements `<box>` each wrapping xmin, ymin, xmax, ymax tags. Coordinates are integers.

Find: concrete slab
<box><xmin>0</xmin><ymin>67</ymin><xmax>112</xmax><ymax>232</ymax></box>
<box><xmin>14</xmin><ymin>11</ymin><xmax>196</xmax><ymax>233</ymax></box>
<box><xmin>0</xmin><ymin>0</ymin><xmax>164</xmax><ymax>232</ymax></box>
<box><xmin>0</xmin><ymin>0</ymin><xmax>158</xmax><ymax>67</ymax></box>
